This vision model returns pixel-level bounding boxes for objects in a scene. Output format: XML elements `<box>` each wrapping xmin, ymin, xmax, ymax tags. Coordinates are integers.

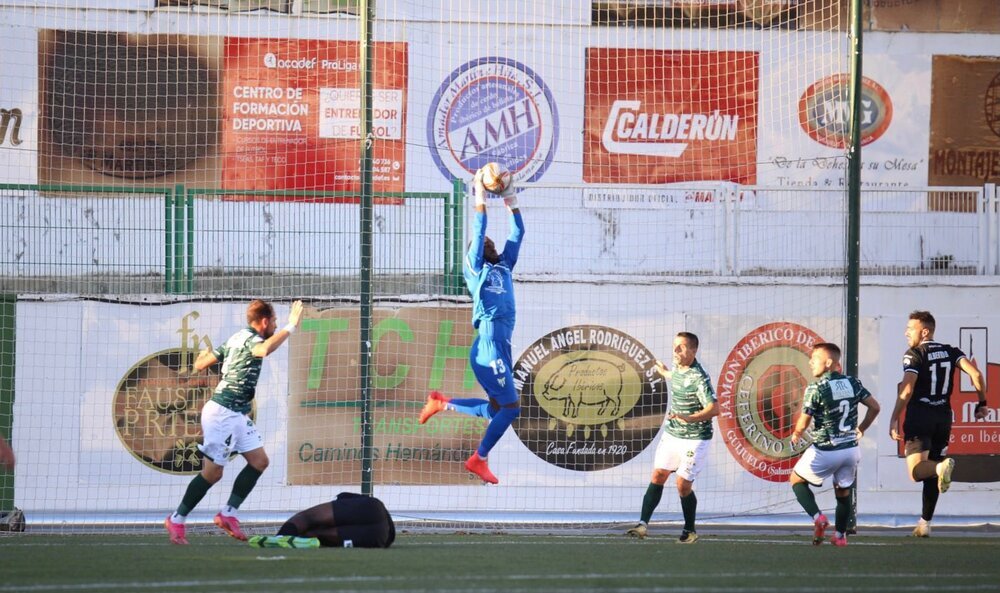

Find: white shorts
<box><xmin>793</xmin><ymin>446</ymin><xmax>861</xmax><ymax>488</ymax></box>
<box><xmin>652</xmin><ymin>433</ymin><xmax>711</xmax><ymax>482</ymax></box>
<box><xmin>199</xmin><ymin>399</ymin><xmax>263</xmax><ymax>467</ymax></box>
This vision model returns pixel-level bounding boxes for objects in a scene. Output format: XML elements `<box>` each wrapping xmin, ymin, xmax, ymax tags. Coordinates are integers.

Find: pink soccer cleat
<box><xmin>831</xmin><ymin>534</ymin><xmax>848</xmax><ymax>547</ymax></box>
<box><xmin>164</xmin><ymin>515</ymin><xmax>188</xmax><ymax>545</ymax></box>
<box><xmin>214</xmin><ymin>512</ymin><xmax>247</xmax><ymax>541</ymax></box>
<box><xmin>812</xmin><ymin>513</ymin><xmax>829</xmax><ymax>546</ymax></box>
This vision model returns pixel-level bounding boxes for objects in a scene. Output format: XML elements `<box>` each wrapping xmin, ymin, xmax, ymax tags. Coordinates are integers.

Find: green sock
<box><xmin>177</xmin><ymin>473</ymin><xmax>213</xmax><ymax>516</ymax></box>
<box><xmin>835</xmin><ymin>494</ymin><xmax>851</xmax><ymax>534</ymax></box>
<box><xmin>792</xmin><ymin>482</ymin><xmax>821</xmax><ymax>518</ymax></box>
<box><xmin>639</xmin><ymin>483</ymin><xmax>664</xmax><ymax>524</ymax></box>
<box><xmin>227</xmin><ymin>465</ymin><xmax>264</xmax><ymax>509</ymax></box>
<box><xmin>680</xmin><ymin>492</ymin><xmax>697</xmax><ymax>532</ymax></box>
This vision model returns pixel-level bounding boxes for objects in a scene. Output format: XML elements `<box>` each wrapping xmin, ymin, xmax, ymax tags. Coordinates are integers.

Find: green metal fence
<box><xmin>0</xmin><ymin>183</ymin><xmax>465</xmax><ymax>297</ymax></box>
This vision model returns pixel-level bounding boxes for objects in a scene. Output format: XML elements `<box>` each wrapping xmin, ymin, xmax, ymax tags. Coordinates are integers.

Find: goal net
<box><xmin>0</xmin><ymin>0</ymin><xmax>852</xmax><ymax>533</ymax></box>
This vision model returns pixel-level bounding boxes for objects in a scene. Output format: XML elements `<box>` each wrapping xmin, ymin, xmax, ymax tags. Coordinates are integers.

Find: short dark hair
<box><xmin>246</xmin><ymin>299</ymin><xmax>275</xmax><ymax>324</ymax></box>
<box><xmin>677</xmin><ymin>331</ymin><xmax>699</xmax><ymax>350</ymax></box>
<box><xmin>909</xmin><ymin>310</ymin><xmax>936</xmax><ymax>333</ymax></box>
<box><xmin>812</xmin><ymin>342</ymin><xmax>841</xmax><ymax>361</ymax></box>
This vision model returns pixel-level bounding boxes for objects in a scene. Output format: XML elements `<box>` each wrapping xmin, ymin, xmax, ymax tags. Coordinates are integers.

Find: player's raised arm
<box><xmin>253</xmin><ymin>300</ymin><xmax>304</xmax><ymax>358</ymax></box>
<box><xmin>466</xmin><ymin>171</ymin><xmax>489</xmax><ymax>273</ymax></box>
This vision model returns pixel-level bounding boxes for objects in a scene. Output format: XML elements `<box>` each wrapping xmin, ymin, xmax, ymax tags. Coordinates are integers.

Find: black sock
<box><xmin>792</xmin><ymin>482</ymin><xmax>821</xmax><ymax>518</ymax></box>
<box><xmin>277</xmin><ymin>520</ymin><xmax>300</xmax><ymax>536</ymax></box>
<box><xmin>176</xmin><ymin>473</ymin><xmax>213</xmax><ymax>516</ymax></box>
<box><xmin>227</xmin><ymin>465</ymin><xmax>264</xmax><ymax>509</ymax></box>
<box><xmin>835</xmin><ymin>494</ymin><xmax>851</xmax><ymax>534</ymax></box>
<box><xmin>639</xmin><ymin>483</ymin><xmax>664</xmax><ymax>524</ymax></box>
<box><xmin>921</xmin><ymin>477</ymin><xmax>939</xmax><ymax>521</ymax></box>
<box><xmin>680</xmin><ymin>492</ymin><xmax>697</xmax><ymax>532</ymax></box>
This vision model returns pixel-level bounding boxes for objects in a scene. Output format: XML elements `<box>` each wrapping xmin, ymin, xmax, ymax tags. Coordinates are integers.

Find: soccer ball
<box><xmin>479</xmin><ymin>162</ymin><xmax>512</xmax><ymax>194</ymax></box>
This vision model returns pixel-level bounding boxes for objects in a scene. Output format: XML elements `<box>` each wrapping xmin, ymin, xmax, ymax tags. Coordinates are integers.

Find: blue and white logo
<box><xmin>427</xmin><ymin>57</ymin><xmax>559</xmax><ymax>185</ymax></box>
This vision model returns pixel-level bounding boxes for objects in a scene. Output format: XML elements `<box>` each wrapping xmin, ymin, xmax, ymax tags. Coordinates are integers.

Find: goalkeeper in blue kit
<box><xmin>418</xmin><ymin>165</ymin><xmax>523</xmax><ymax>484</ymax></box>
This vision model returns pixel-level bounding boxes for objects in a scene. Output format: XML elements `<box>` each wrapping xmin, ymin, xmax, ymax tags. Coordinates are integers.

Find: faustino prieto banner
<box><xmin>287</xmin><ymin>305</ymin><xmax>484</xmax><ymax>486</ymax></box>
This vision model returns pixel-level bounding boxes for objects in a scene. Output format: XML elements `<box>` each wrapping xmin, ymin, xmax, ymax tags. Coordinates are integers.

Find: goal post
<box><xmin>0</xmin><ymin>0</ymin><xmax>860</xmax><ymax>532</ymax></box>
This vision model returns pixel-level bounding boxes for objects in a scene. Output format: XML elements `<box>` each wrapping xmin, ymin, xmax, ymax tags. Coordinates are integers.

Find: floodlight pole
<box><xmin>846</xmin><ymin>0</ymin><xmax>863</xmax><ymax>377</ymax></box>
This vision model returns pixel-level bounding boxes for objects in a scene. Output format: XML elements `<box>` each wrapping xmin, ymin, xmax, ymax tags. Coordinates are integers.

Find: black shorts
<box><xmin>902</xmin><ymin>411</ymin><xmax>951</xmax><ymax>460</ymax></box>
<box><xmin>329</xmin><ymin>493</ymin><xmax>395</xmax><ymax>548</ymax></box>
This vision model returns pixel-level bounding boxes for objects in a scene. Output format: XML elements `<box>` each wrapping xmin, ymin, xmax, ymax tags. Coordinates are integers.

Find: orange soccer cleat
<box><xmin>419</xmin><ymin>391</ymin><xmax>451</xmax><ymax>424</ymax></box>
<box><xmin>465</xmin><ymin>452</ymin><xmax>499</xmax><ymax>484</ymax></box>
<box><xmin>214</xmin><ymin>512</ymin><xmax>247</xmax><ymax>541</ymax></box>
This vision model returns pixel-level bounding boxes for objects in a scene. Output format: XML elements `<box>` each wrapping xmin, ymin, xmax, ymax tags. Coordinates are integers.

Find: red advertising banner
<box><xmin>222</xmin><ymin>38</ymin><xmax>406</xmax><ymax>201</ymax></box>
<box><xmin>583</xmin><ymin>48</ymin><xmax>758</xmax><ymax>184</ymax></box>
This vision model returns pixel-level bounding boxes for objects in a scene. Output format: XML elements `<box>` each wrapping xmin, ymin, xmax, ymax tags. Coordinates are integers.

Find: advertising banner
<box><xmin>870</xmin><ymin>0</ymin><xmax>1000</xmax><ymax>33</ymax></box>
<box><xmin>759</xmin><ymin>52</ymin><xmax>929</xmax><ymax>191</ymax></box>
<box><xmin>583</xmin><ymin>48</ymin><xmax>758</xmax><ymax>185</ymax></box>
<box><xmin>928</xmin><ymin>55</ymin><xmax>1000</xmax><ymax>189</ymax></box>
<box><xmin>0</xmin><ymin>25</ymin><xmax>37</xmax><ymax>185</ymax></box>
<box><xmin>38</xmin><ymin>31</ymin><xmax>223</xmax><ymax>187</ymax></box>
<box><xmin>287</xmin><ymin>306</ymin><xmax>482</xmax><ymax>485</ymax></box>
<box><xmin>222</xmin><ymin>38</ymin><xmax>407</xmax><ymax>200</ymax></box>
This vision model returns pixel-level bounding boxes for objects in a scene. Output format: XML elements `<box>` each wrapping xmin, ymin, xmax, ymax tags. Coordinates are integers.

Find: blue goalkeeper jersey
<box><xmin>464</xmin><ymin>210</ymin><xmax>524</xmax><ymax>333</ymax></box>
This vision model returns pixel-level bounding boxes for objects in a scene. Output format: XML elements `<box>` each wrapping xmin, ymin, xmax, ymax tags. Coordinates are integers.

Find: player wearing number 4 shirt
<box><xmin>889</xmin><ymin>311</ymin><xmax>988</xmax><ymax>538</ymax></box>
<box><xmin>790</xmin><ymin>343</ymin><xmax>880</xmax><ymax>547</ymax></box>
<box><xmin>417</xmin><ymin>166</ymin><xmax>523</xmax><ymax>484</ymax></box>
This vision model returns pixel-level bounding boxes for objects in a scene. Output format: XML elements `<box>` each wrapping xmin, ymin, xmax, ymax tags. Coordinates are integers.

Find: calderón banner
<box><xmin>583</xmin><ymin>48</ymin><xmax>758</xmax><ymax>185</ymax></box>
<box><xmin>222</xmin><ymin>38</ymin><xmax>407</xmax><ymax>201</ymax></box>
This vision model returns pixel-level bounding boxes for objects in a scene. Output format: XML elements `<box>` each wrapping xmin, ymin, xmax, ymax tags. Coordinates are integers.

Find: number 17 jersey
<box><xmin>903</xmin><ymin>340</ymin><xmax>967</xmax><ymax>419</ymax></box>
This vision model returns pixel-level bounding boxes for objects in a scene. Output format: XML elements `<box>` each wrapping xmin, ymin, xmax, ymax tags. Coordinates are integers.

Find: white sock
<box><xmin>918</xmin><ymin>517</ymin><xmax>930</xmax><ymax>527</ymax></box>
<box><xmin>170</xmin><ymin>512</ymin><xmax>186</xmax><ymax>525</ymax></box>
<box><xmin>220</xmin><ymin>505</ymin><xmax>238</xmax><ymax>518</ymax></box>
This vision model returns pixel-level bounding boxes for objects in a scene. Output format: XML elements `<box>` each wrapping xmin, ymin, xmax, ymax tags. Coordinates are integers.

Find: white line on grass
<box><xmin>1</xmin><ymin>572</ymin><xmax>994</xmax><ymax>593</ymax></box>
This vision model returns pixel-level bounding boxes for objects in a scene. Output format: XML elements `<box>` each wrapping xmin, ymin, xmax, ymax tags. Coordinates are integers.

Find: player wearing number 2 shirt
<box><xmin>889</xmin><ymin>311</ymin><xmax>987</xmax><ymax>538</ymax></box>
<box><xmin>417</xmin><ymin>166</ymin><xmax>524</xmax><ymax>484</ymax></box>
<box><xmin>789</xmin><ymin>343</ymin><xmax>880</xmax><ymax>547</ymax></box>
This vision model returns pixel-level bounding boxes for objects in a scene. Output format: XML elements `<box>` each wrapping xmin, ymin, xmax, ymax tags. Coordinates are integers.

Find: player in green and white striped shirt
<box><xmin>790</xmin><ymin>342</ymin><xmax>880</xmax><ymax>547</ymax></box>
<box><xmin>626</xmin><ymin>332</ymin><xmax>718</xmax><ymax>544</ymax></box>
<box><xmin>165</xmin><ymin>299</ymin><xmax>303</xmax><ymax>545</ymax></box>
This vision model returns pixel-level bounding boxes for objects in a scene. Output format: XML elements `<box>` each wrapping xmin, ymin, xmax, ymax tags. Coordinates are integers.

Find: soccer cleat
<box><xmin>812</xmin><ymin>513</ymin><xmax>829</xmax><ymax>546</ymax></box>
<box><xmin>677</xmin><ymin>530</ymin><xmax>699</xmax><ymax>544</ymax></box>
<box><xmin>464</xmin><ymin>452</ymin><xmax>499</xmax><ymax>484</ymax></box>
<box><xmin>936</xmin><ymin>458</ymin><xmax>955</xmax><ymax>493</ymax></box>
<box><xmin>248</xmin><ymin>535</ymin><xmax>320</xmax><ymax>549</ymax></box>
<box><xmin>831</xmin><ymin>534</ymin><xmax>848</xmax><ymax>547</ymax></box>
<box><xmin>625</xmin><ymin>523</ymin><xmax>648</xmax><ymax>539</ymax></box>
<box><xmin>912</xmin><ymin>522</ymin><xmax>931</xmax><ymax>538</ymax></box>
<box><xmin>214</xmin><ymin>513</ymin><xmax>247</xmax><ymax>541</ymax></box>
<box><xmin>164</xmin><ymin>515</ymin><xmax>188</xmax><ymax>545</ymax></box>
<box><xmin>419</xmin><ymin>391</ymin><xmax>451</xmax><ymax>424</ymax></box>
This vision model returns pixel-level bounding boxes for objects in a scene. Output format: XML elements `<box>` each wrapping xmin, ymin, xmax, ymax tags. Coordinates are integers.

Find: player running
<box><xmin>165</xmin><ymin>299</ymin><xmax>303</xmax><ymax>544</ymax></box>
<box><xmin>889</xmin><ymin>311</ymin><xmax>987</xmax><ymax>537</ymax></box>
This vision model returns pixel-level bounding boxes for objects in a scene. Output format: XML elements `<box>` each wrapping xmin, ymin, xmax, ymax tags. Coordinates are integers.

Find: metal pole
<box><xmin>358</xmin><ymin>0</ymin><xmax>376</xmax><ymax>497</ymax></box>
<box><xmin>845</xmin><ymin>0</ymin><xmax>865</xmax><ymax>533</ymax></box>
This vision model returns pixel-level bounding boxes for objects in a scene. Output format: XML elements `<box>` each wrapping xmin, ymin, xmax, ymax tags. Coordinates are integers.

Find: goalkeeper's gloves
<box><xmin>500</xmin><ymin>184</ymin><xmax>517</xmax><ymax>209</ymax></box>
<box><xmin>472</xmin><ymin>169</ymin><xmax>488</xmax><ymax>207</ymax></box>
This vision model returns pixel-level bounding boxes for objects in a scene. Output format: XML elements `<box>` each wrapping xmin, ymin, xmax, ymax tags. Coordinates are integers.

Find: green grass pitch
<box><xmin>1</xmin><ymin>532</ymin><xmax>997</xmax><ymax>593</ymax></box>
